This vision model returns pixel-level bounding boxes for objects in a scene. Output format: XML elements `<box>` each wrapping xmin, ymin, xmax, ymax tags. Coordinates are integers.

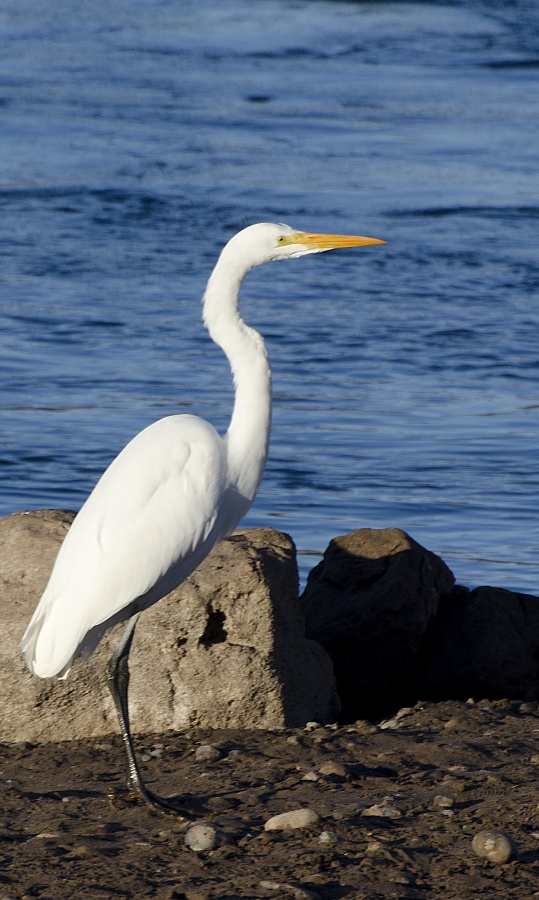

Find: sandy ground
<box><xmin>2</xmin><ymin>698</ymin><xmax>539</xmax><ymax>899</ymax></box>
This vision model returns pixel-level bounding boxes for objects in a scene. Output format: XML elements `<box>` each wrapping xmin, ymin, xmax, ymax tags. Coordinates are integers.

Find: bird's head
<box><xmin>221</xmin><ymin>222</ymin><xmax>385</xmax><ymax>270</ymax></box>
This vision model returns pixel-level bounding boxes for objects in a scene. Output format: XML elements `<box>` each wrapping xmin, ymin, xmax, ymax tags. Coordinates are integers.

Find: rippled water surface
<box><xmin>1</xmin><ymin>0</ymin><xmax>538</xmax><ymax>591</ymax></box>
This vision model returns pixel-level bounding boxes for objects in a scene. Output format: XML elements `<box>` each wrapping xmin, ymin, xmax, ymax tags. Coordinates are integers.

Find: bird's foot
<box><xmin>136</xmin><ymin>783</ymin><xmax>193</xmax><ymax>819</ymax></box>
<box><xmin>108</xmin><ymin>782</ymin><xmax>192</xmax><ymax>819</ymax></box>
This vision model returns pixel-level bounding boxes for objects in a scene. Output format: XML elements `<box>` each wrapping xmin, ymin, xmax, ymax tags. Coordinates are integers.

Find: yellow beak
<box><xmin>295</xmin><ymin>231</ymin><xmax>386</xmax><ymax>249</ymax></box>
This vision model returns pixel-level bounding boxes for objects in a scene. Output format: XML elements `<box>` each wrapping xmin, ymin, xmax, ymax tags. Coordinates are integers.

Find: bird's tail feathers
<box><xmin>20</xmin><ymin>593</ymin><xmax>81</xmax><ymax>679</ymax></box>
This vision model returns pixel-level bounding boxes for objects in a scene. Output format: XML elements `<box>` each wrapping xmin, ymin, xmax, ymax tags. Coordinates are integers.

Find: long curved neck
<box><xmin>203</xmin><ymin>253</ymin><xmax>271</xmax><ymax>507</ymax></box>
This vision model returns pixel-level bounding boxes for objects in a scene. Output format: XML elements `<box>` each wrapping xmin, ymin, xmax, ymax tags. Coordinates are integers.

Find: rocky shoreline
<box><xmin>2</xmin><ymin>509</ymin><xmax>538</xmax><ymax>743</ymax></box>
<box><xmin>2</xmin><ymin>698</ymin><xmax>539</xmax><ymax>898</ymax></box>
<box><xmin>2</xmin><ymin>509</ymin><xmax>539</xmax><ymax>896</ymax></box>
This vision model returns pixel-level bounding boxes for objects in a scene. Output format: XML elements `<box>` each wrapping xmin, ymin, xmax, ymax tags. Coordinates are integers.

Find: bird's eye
<box><xmin>277</xmin><ymin>236</ymin><xmax>286</xmax><ymax>244</ymax></box>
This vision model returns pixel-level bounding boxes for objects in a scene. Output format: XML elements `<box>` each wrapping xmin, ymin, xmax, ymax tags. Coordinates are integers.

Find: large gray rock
<box><xmin>0</xmin><ymin>510</ymin><xmax>339</xmax><ymax>743</ymax></box>
<box><xmin>300</xmin><ymin>528</ymin><xmax>455</xmax><ymax>719</ymax></box>
<box><xmin>414</xmin><ymin>584</ymin><xmax>539</xmax><ymax>702</ymax></box>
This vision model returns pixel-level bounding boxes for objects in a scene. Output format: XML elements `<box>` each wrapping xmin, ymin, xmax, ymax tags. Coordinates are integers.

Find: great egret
<box><xmin>21</xmin><ymin>222</ymin><xmax>385</xmax><ymax>815</ymax></box>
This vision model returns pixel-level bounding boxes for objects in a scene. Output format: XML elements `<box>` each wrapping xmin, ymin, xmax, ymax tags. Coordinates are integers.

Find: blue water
<box><xmin>1</xmin><ymin>0</ymin><xmax>538</xmax><ymax>593</ymax></box>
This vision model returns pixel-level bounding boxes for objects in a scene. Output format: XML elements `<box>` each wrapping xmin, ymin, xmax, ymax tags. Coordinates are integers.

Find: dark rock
<box><xmin>300</xmin><ymin>528</ymin><xmax>455</xmax><ymax>720</ymax></box>
<box><xmin>413</xmin><ymin>584</ymin><xmax>539</xmax><ymax>702</ymax></box>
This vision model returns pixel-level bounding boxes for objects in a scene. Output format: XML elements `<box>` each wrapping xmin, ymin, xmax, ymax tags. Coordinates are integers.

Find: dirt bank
<box><xmin>2</xmin><ymin>698</ymin><xmax>539</xmax><ymax>899</ymax></box>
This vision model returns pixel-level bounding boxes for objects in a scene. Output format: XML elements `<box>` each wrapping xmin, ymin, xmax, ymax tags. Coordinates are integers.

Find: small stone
<box><xmin>318</xmin><ymin>761</ymin><xmax>347</xmax><ymax>779</ymax></box>
<box><xmin>441</xmin><ymin>776</ymin><xmax>467</xmax><ymax>793</ymax></box>
<box><xmin>379</xmin><ymin>716</ymin><xmax>401</xmax><ymax>730</ymax></box>
<box><xmin>185</xmin><ymin>824</ymin><xmax>222</xmax><ymax>852</ymax></box>
<box><xmin>304</xmin><ymin>722</ymin><xmax>321</xmax><ymax>731</ymax></box>
<box><xmin>259</xmin><ymin>880</ymin><xmax>320</xmax><ymax>899</ymax></box>
<box><xmin>472</xmin><ymin>830</ymin><xmax>516</xmax><ymax>864</ymax></box>
<box><xmin>362</xmin><ymin>803</ymin><xmax>401</xmax><ymax>819</ymax></box>
<box><xmin>302</xmin><ymin>771</ymin><xmax>319</xmax><ymax>782</ymax></box>
<box><xmin>206</xmin><ymin>795</ymin><xmax>233</xmax><ymax>813</ymax></box>
<box><xmin>519</xmin><ymin>701</ymin><xmax>537</xmax><ymax>714</ymax></box>
<box><xmin>395</xmin><ymin>707</ymin><xmax>414</xmax><ymax>719</ymax></box>
<box><xmin>366</xmin><ymin>840</ymin><xmax>384</xmax><ymax>853</ymax></box>
<box><xmin>444</xmin><ymin>718</ymin><xmax>462</xmax><ymax>729</ymax></box>
<box><xmin>390</xmin><ymin>873</ymin><xmax>413</xmax><ymax>885</ymax></box>
<box><xmin>195</xmin><ymin>744</ymin><xmax>222</xmax><ymax>763</ymax></box>
<box><xmin>318</xmin><ymin>830</ymin><xmax>340</xmax><ymax>845</ymax></box>
<box><xmin>410</xmin><ymin>772</ymin><xmax>429</xmax><ymax>783</ymax></box>
<box><xmin>309</xmin><ymin>729</ymin><xmax>329</xmax><ymax>743</ymax></box>
<box><xmin>264</xmin><ymin>808</ymin><xmax>320</xmax><ymax>831</ymax></box>
<box><xmin>434</xmin><ymin>795</ymin><xmax>454</xmax><ymax>809</ymax></box>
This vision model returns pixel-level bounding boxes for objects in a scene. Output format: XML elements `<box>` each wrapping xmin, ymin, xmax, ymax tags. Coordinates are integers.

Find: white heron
<box><xmin>21</xmin><ymin>222</ymin><xmax>385</xmax><ymax>815</ymax></box>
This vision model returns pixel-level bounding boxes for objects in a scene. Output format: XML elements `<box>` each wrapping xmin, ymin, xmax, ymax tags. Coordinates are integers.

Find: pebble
<box><xmin>259</xmin><ymin>880</ymin><xmax>320</xmax><ymax>900</ymax></box>
<box><xmin>380</xmin><ymin>707</ymin><xmax>414</xmax><ymax>730</ymax></box>
<box><xmin>318</xmin><ymin>830</ymin><xmax>341</xmax><ymax>845</ymax></box>
<box><xmin>433</xmin><ymin>795</ymin><xmax>454</xmax><ymax>809</ymax></box>
<box><xmin>519</xmin><ymin>701</ymin><xmax>538</xmax><ymax>714</ymax></box>
<box><xmin>362</xmin><ymin>802</ymin><xmax>401</xmax><ymax>819</ymax></box>
<box><xmin>264</xmin><ymin>808</ymin><xmax>320</xmax><ymax>831</ymax></box>
<box><xmin>379</xmin><ymin>716</ymin><xmax>401</xmax><ymax>730</ymax></box>
<box><xmin>141</xmin><ymin>743</ymin><xmax>165</xmax><ymax>762</ymax></box>
<box><xmin>472</xmin><ymin>830</ymin><xmax>516</xmax><ymax>864</ymax></box>
<box><xmin>195</xmin><ymin>744</ymin><xmax>222</xmax><ymax>763</ymax></box>
<box><xmin>184</xmin><ymin>824</ymin><xmax>228</xmax><ymax>852</ymax></box>
<box><xmin>318</xmin><ymin>761</ymin><xmax>348</xmax><ymax>779</ymax></box>
<box><xmin>354</xmin><ymin>723</ymin><xmax>379</xmax><ymax>735</ymax></box>
<box><xmin>440</xmin><ymin>775</ymin><xmax>466</xmax><ymax>794</ymax></box>
<box><xmin>366</xmin><ymin>840</ymin><xmax>384</xmax><ymax>853</ymax></box>
<box><xmin>390</xmin><ymin>873</ymin><xmax>414</xmax><ymax>885</ymax></box>
<box><xmin>309</xmin><ymin>729</ymin><xmax>330</xmax><ymax>743</ymax></box>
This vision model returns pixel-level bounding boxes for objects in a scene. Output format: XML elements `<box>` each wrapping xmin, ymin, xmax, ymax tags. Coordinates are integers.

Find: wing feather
<box><xmin>21</xmin><ymin>415</ymin><xmax>228</xmax><ymax>677</ymax></box>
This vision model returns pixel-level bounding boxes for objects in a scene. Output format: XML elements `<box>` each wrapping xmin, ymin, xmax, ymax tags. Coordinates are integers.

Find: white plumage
<box><xmin>22</xmin><ymin>415</ymin><xmax>228</xmax><ymax>678</ymax></box>
<box><xmin>21</xmin><ymin>221</ymin><xmax>384</xmax><ymax>814</ymax></box>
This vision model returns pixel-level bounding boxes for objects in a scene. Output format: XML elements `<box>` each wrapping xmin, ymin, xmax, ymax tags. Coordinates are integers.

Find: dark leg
<box><xmin>105</xmin><ymin>613</ymin><xmax>189</xmax><ymax>817</ymax></box>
